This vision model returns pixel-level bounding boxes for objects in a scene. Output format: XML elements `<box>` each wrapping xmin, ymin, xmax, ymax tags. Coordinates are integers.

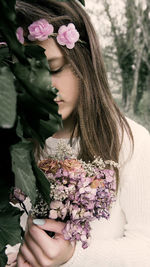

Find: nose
<box><xmin>51</xmin><ymin>75</ymin><xmax>55</xmax><ymax>88</ymax></box>
<box><xmin>51</xmin><ymin>76</ymin><xmax>61</xmax><ymax>96</ymax></box>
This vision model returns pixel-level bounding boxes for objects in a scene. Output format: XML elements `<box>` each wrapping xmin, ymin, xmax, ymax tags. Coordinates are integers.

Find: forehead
<box><xmin>37</xmin><ymin>37</ymin><xmax>63</xmax><ymax>60</ymax></box>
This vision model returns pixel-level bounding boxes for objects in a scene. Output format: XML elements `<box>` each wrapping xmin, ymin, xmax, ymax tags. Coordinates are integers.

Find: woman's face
<box><xmin>38</xmin><ymin>38</ymin><xmax>79</xmax><ymax>122</ymax></box>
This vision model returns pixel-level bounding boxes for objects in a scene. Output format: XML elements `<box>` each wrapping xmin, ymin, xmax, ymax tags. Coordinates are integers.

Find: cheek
<box><xmin>58</xmin><ymin>80</ymin><xmax>79</xmax><ymax>120</ymax></box>
<box><xmin>68</xmin><ymin>73</ymin><xmax>80</xmax><ymax>104</ymax></box>
<box><xmin>72</xmin><ymin>86</ymin><xmax>79</xmax><ymax>107</ymax></box>
<box><xmin>52</xmin><ymin>69</ymin><xmax>80</xmax><ymax>104</ymax></box>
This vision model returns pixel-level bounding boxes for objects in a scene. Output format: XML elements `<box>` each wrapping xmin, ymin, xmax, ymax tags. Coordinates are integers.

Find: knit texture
<box><xmin>62</xmin><ymin>118</ymin><xmax>150</xmax><ymax>267</ymax></box>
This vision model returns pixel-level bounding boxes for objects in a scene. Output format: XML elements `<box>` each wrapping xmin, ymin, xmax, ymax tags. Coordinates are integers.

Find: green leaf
<box><xmin>10</xmin><ymin>141</ymin><xmax>37</xmax><ymax>205</ymax></box>
<box><xmin>32</xmin><ymin>154</ymin><xmax>50</xmax><ymax>204</ymax></box>
<box><xmin>0</xmin><ymin>0</ymin><xmax>63</xmax><ymax>262</ymax></box>
<box><xmin>78</xmin><ymin>0</ymin><xmax>85</xmax><ymax>6</ymax></box>
<box><xmin>13</xmin><ymin>46</ymin><xmax>58</xmax><ymax>110</ymax></box>
<box><xmin>13</xmin><ymin>45</ymin><xmax>62</xmax><ymax>116</ymax></box>
<box><xmin>0</xmin><ymin>204</ymin><xmax>23</xmax><ymax>248</ymax></box>
<box><xmin>0</xmin><ymin>247</ymin><xmax>7</xmax><ymax>267</ymax></box>
<box><xmin>15</xmin><ymin>120</ymin><xmax>51</xmax><ymax>204</ymax></box>
<box><xmin>17</xmin><ymin>102</ymin><xmax>61</xmax><ymax>147</ymax></box>
<box><xmin>24</xmin><ymin>45</ymin><xmax>47</xmax><ymax>60</ymax></box>
<box><xmin>0</xmin><ymin>66</ymin><xmax>16</xmax><ymax>128</ymax></box>
<box><xmin>0</xmin><ymin>46</ymin><xmax>10</xmax><ymax>65</ymax></box>
<box><xmin>0</xmin><ymin>177</ymin><xmax>10</xmax><ymax>211</ymax></box>
<box><xmin>0</xmin><ymin>0</ymin><xmax>28</xmax><ymax>64</ymax></box>
<box><xmin>16</xmin><ymin>116</ymin><xmax>24</xmax><ymax>139</ymax></box>
<box><xmin>39</xmin><ymin>117</ymin><xmax>62</xmax><ymax>138</ymax></box>
<box><xmin>13</xmin><ymin>45</ymin><xmax>62</xmax><ymax>146</ymax></box>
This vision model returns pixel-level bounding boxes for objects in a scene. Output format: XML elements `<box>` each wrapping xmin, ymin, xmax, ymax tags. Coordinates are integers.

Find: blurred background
<box><xmin>86</xmin><ymin>0</ymin><xmax>150</xmax><ymax>131</ymax></box>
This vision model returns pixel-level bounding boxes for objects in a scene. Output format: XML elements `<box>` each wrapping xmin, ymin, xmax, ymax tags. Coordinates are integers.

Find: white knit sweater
<box><xmin>62</xmin><ymin>118</ymin><xmax>150</xmax><ymax>267</ymax></box>
<box><xmin>6</xmin><ymin>118</ymin><xmax>150</xmax><ymax>266</ymax></box>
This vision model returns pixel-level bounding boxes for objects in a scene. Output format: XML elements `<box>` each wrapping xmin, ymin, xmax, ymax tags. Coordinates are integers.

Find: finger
<box><xmin>17</xmin><ymin>253</ymin><xmax>31</xmax><ymax>267</ymax></box>
<box><xmin>19</xmin><ymin>242</ymin><xmax>41</xmax><ymax>267</ymax></box>
<box><xmin>33</xmin><ymin>218</ymin><xmax>65</xmax><ymax>235</ymax></box>
<box><xmin>24</xmin><ymin>231</ymin><xmax>51</xmax><ymax>266</ymax></box>
<box><xmin>6</xmin><ymin>261</ymin><xmax>17</xmax><ymax>267</ymax></box>
<box><xmin>28</xmin><ymin>224</ymin><xmax>73</xmax><ymax>261</ymax></box>
<box><xmin>25</xmin><ymin>215</ymin><xmax>33</xmax><ymax>232</ymax></box>
<box><xmin>9</xmin><ymin>263</ymin><xmax>17</xmax><ymax>267</ymax></box>
<box><xmin>28</xmin><ymin>223</ymin><xmax>57</xmax><ymax>255</ymax></box>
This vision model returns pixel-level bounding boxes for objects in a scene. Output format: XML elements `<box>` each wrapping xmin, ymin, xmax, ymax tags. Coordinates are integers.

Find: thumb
<box><xmin>32</xmin><ymin>218</ymin><xmax>65</xmax><ymax>234</ymax></box>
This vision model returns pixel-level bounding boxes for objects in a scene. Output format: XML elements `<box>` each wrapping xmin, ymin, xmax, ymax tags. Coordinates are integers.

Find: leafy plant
<box><xmin>0</xmin><ymin>0</ymin><xmax>62</xmax><ymax>265</ymax></box>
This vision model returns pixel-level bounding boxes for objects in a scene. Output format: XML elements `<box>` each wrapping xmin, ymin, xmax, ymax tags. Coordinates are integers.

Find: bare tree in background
<box><xmin>102</xmin><ymin>0</ymin><xmax>150</xmax><ymax>114</ymax></box>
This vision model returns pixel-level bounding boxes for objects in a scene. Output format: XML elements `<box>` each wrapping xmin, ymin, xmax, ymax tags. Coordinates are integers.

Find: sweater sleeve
<box><xmin>63</xmin><ymin>124</ymin><xmax>150</xmax><ymax>267</ymax></box>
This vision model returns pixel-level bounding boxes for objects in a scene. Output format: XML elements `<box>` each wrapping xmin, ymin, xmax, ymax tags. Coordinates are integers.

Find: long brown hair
<box><xmin>15</xmin><ymin>0</ymin><xmax>133</xmax><ymax>186</ymax></box>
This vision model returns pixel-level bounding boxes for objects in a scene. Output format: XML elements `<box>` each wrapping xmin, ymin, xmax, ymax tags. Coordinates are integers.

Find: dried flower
<box><xmin>10</xmin><ymin>187</ymin><xmax>26</xmax><ymax>204</ymax></box>
<box><xmin>31</xmin><ymin>141</ymin><xmax>118</xmax><ymax>249</ymax></box>
<box><xmin>60</xmin><ymin>158</ymin><xmax>82</xmax><ymax>172</ymax></box>
<box><xmin>39</xmin><ymin>158</ymin><xmax>59</xmax><ymax>174</ymax></box>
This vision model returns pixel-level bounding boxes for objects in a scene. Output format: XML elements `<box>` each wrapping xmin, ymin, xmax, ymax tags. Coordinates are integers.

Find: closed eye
<box><xmin>50</xmin><ymin>66</ymin><xmax>64</xmax><ymax>75</ymax></box>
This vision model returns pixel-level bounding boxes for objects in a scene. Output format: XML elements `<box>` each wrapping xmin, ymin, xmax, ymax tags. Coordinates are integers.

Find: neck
<box><xmin>52</xmin><ymin>117</ymin><xmax>76</xmax><ymax>139</ymax></box>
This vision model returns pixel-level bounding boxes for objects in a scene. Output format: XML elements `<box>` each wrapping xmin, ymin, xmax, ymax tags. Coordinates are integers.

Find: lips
<box><xmin>55</xmin><ymin>100</ymin><xmax>64</xmax><ymax>104</ymax></box>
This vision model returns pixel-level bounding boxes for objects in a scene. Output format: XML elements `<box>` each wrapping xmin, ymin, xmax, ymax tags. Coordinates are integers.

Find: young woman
<box><xmin>7</xmin><ymin>0</ymin><xmax>150</xmax><ymax>266</ymax></box>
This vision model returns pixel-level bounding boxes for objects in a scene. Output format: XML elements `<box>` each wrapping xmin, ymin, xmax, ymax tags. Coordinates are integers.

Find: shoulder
<box><xmin>119</xmin><ymin>117</ymin><xmax>150</xmax><ymax>167</ymax></box>
<box><xmin>118</xmin><ymin>117</ymin><xmax>150</xmax><ymax>187</ymax></box>
<box><xmin>126</xmin><ymin>117</ymin><xmax>150</xmax><ymax>140</ymax></box>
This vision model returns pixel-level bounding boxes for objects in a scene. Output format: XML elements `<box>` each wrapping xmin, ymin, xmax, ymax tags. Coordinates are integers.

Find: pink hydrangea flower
<box><xmin>28</xmin><ymin>19</ymin><xmax>54</xmax><ymax>41</ymax></box>
<box><xmin>16</xmin><ymin>27</ymin><xmax>24</xmax><ymax>44</ymax></box>
<box><xmin>56</xmin><ymin>23</ymin><xmax>79</xmax><ymax>49</ymax></box>
<box><xmin>32</xmin><ymin>144</ymin><xmax>117</xmax><ymax>249</ymax></box>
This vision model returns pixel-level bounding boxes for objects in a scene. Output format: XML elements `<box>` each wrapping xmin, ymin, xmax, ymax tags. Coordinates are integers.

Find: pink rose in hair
<box><xmin>56</xmin><ymin>23</ymin><xmax>79</xmax><ymax>49</ymax></box>
<box><xmin>16</xmin><ymin>27</ymin><xmax>24</xmax><ymax>44</ymax></box>
<box><xmin>0</xmin><ymin>42</ymin><xmax>7</xmax><ymax>46</ymax></box>
<box><xmin>28</xmin><ymin>19</ymin><xmax>54</xmax><ymax>41</ymax></box>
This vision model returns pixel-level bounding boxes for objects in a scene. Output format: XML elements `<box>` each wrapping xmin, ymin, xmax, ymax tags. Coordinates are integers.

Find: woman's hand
<box><xmin>17</xmin><ymin>217</ymin><xmax>75</xmax><ymax>267</ymax></box>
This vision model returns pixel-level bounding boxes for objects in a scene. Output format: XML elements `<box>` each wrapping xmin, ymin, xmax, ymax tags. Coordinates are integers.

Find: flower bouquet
<box><xmin>30</xmin><ymin>141</ymin><xmax>118</xmax><ymax>249</ymax></box>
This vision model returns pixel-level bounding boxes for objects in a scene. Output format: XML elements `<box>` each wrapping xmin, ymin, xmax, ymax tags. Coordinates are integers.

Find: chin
<box><xmin>59</xmin><ymin>112</ymin><xmax>71</xmax><ymax>121</ymax></box>
<box><xmin>61</xmin><ymin>115</ymin><xmax>69</xmax><ymax>121</ymax></box>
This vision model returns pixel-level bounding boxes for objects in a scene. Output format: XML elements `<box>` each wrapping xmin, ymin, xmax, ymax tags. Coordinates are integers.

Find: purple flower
<box><xmin>28</xmin><ymin>19</ymin><xmax>54</xmax><ymax>41</ymax></box>
<box><xmin>103</xmin><ymin>169</ymin><xmax>114</xmax><ymax>183</ymax></box>
<box><xmin>16</xmin><ymin>27</ymin><xmax>24</xmax><ymax>44</ymax></box>
<box><xmin>10</xmin><ymin>187</ymin><xmax>26</xmax><ymax>204</ymax></box>
<box><xmin>56</xmin><ymin>23</ymin><xmax>79</xmax><ymax>49</ymax></box>
<box><xmin>63</xmin><ymin>220</ymin><xmax>91</xmax><ymax>248</ymax></box>
<box><xmin>86</xmin><ymin>202</ymin><xmax>95</xmax><ymax>210</ymax></box>
<box><xmin>35</xmin><ymin>147</ymin><xmax>117</xmax><ymax>249</ymax></box>
<box><xmin>14</xmin><ymin>188</ymin><xmax>26</xmax><ymax>201</ymax></box>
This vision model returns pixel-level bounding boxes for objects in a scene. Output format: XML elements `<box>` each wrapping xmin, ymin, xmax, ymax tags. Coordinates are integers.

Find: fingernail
<box><xmin>33</xmin><ymin>219</ymin><xmax>45</xmax><ymax>226</ymax></box>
